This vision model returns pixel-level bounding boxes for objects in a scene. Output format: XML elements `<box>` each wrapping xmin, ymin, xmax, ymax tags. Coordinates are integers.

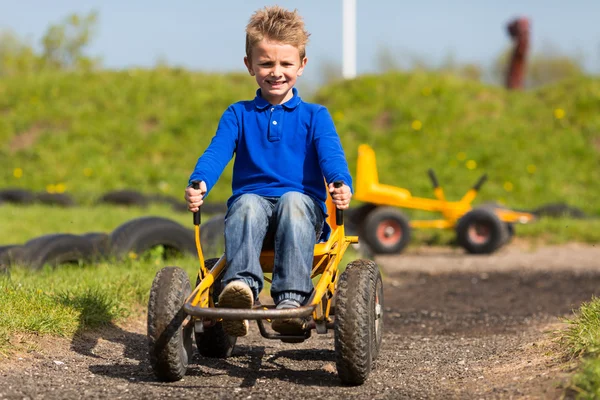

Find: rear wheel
<box><xmin>362</xmin><ymin>207</ymin><xmax>411</xmax><ymax>254</ymax></box>
<box><xmin>195</xmin><ymin>258</ymin><xmax>236</xmax><ymax>358</ymax></box>
<box><xmin>147</xmin><ymin>266</ymin><xmax>194</xmax><ymax>381</ymax></box>
<box><xmin>456</xmin><ymin>208</ymin><xmax>508</xmax><ymax>254</ymax></box>
<box><xmin>334</xmin><ymin>259</ymin><xmax>383</xmax><ymax>385</ymax></box>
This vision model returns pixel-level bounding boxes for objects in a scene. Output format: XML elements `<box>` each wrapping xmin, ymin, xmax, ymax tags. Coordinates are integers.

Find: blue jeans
<box><xmin>222</xmin><ymin>192</ymin><xmax>325</xmax><ymax>305</ymax></box>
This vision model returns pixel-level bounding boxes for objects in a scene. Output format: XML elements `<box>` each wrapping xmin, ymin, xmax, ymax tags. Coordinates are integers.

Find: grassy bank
<box><xmin>1</xmin><ymin>70</ymin><xmax>599</xmax><ymax>216</ymax></box>
<box><xmin>559</xmin><ymin>297</ymin><xmax>600</xmax><ymax>399</ymax></box>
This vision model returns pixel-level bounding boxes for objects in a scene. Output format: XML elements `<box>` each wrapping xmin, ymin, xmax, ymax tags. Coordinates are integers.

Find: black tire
<box><xmin>456</xmin><ymin>208</ymin><xmax>508</xmax><ymax>254</ymax></box>
<box><xmin>0</xmin><ymin>189</ymin><xmax>36</xmax><ymax>205</ymax></box>
<box><xmin>109</xmin><ymin>217</ymin><xmax>196</xmax><ymax>260</ymax></box>
<box><xmin>20</xmin><ymin>234</ymin><xmax>96</xmax><ymax>270</ymax></box>
<box><xmin>0</xmin><ymin>245</ymin><xmax>23</xmax><ymax>274</ymax></box>
<box><xmin>80</xmin><ymin>232</ymin><xmax>111</xmax><ymax>259</ymax></box>
<box><xmin>147</xmin><ymin>266</ymin><xmax>194</xmax><ymax>382</ymax></box>
<box><xmin>334</xmin><ymin>259</ymin><xmax>383</xmax><ymax>385</ymax></box>
<box><xmin>97</xmin><ymin>190</ymin><xmax>149</xmax><ymax>207</ymax></box>
<box><xmin>35</xmin><ymin>192</ymin><xmax>76</xmax><ymax>207</ymax></box>
<box><xmin>194</xmin><ymin>258</ymin><xmax>236</xmax><ymax>358</ymax></box>
<box><xmin>362</xmin><ymin>207</ymin><xmax>411</xmax><ymax>254</ymax></box>
<box><xmin>199</xmin><ymin>214</ymin><xmax>225</xmax><ymax>259</ymax></box>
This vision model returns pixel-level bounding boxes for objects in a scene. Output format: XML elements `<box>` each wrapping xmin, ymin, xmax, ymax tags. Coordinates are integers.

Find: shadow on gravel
<box><xmin>185</xmin><ymin>346</ymin><xmax>339</xmax><ymax>387</ymax></box>
<box><xmin>384</xmin><ymin>269</ymin><xmax>600</xmax><ymax>336</ymax></box>
<box><xmin>88</xmin><ymin>345</ymin><xmax>340</xmax><ymax>387</ymax></box>
<box><xmin>60</xmin><ymin>290</ymin><xmax>147</xmax><ymax>362</ymax></box>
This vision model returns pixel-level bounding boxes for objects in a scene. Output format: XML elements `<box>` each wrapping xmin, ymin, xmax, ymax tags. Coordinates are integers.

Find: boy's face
<box><xmin>244</xmin><ymin>38</ymin><xmax>307</xmax><ymax>105</ymax></box>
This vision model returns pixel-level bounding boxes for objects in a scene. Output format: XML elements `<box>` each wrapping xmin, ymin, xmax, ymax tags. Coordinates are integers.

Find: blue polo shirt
<box><xmin>188</xmin><ymin>88</ymin><xmax>353</xmax><ymax>219</ymax></box>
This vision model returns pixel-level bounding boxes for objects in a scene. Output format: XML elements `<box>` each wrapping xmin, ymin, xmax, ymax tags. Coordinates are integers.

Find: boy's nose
<box><xmin>271</xmin><ymin>65</ymin><xmax>282</xmax><ymax>77</ymax></box>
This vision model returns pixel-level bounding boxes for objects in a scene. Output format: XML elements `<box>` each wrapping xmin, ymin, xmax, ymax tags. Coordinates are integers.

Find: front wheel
<box><xmin>455</xmin><ymin>208</ymin><xmax>508</xmax><ymax>254</ymax></box>
<box><xmin>334</xmin><ymin>259</ymin><xmax>384</xmax><ymax>385</ymax></box>
<box><xmin>362</xmin><ymin>207</ymin><xmax>411</xmax><ymax>254</ymax></box>
<box><xmin>147</xmin><ymin>266</ymin><xmax>194</xmax><ymax>381</ymax></box>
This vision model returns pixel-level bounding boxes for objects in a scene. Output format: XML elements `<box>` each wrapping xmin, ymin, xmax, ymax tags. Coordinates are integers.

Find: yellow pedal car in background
<box><xmin>147</xmin><ymin>182</ymin><xmax>383</xmax><ymax>386</ymax></box>
<box><xmin>352</xmin><ymin>144</ymin><xmax>535</xmax><ymax>255</ymax></box>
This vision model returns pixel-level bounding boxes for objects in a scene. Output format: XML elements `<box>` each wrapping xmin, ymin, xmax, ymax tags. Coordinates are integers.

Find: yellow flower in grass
<box><xmin>527</xmin><ymin>164</ymin><xmax>536</xmax><ymax>174</ymax></box>
<box><xmin>128</xmin><ymin>251</ymin><xmax>138</xmax><ymax>260</ymax></box>
<box><xmin>503</xmin><ymin>181</ymin><xmax>514</xmax><ymax>192</ymax></box>
<box><xmin>553</xmin><ymin>108</ymin><xmax>565</xmax><ymax>120</ymax></box>
<box><xmin>333</xmin><ymin>111</ymin><xmax>344</xmax><ymax>122</ymax></box>
<box><xmin>46</xmin><ymin>184</ymin><xmax>56</xmax><ymax>194</ymax></box>
<box><xmin>466</xmin><ymin>160</ymin><xmax>477</xmax><ymax>170</ymax></box>
<box><xmin>13</xmin><ymin>168</ymin><xmax>23</xmax><ymax>178</ymax></box>
<box><xmin>55</xmin><ymin>183</ymin><xmax>66</xmax><ymax>193</ymax></box>
<box><xmin>411</xmin><ymin>120</ymin><xmax>422</xmax><ymax>131</ymax></box>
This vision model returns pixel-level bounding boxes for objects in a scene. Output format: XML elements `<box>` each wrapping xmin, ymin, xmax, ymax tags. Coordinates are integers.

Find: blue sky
<box><xmin>1</xmin><ymin>0</ymin><xmax>599</xmax><ymax>86</ymax></box>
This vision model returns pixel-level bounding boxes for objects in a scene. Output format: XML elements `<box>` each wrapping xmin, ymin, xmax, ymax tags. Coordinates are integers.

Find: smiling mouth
<box><xmin>267</xmin><ymin>80</ymin><xmax>286</xmax><ymax>87</ymax></box>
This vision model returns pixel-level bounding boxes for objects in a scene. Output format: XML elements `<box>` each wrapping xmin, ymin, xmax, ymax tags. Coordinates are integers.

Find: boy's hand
<box><xmin>185</xmin><ymin>181</ymin><xmax>207</xmax><ymax>212</ymax></box>
<box><xmin>328</xmin><ymin>182</ymin><xmax>352</xmax><ymax>210</ymax></box>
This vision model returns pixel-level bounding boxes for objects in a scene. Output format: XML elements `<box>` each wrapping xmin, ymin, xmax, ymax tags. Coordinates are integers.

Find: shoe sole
<box><xmin>271</xmin><ymin>318</ymin><xmax>305</xmax><ymax>335</ymax></box>
<box><xmin>218</xmin><ymin>283</ymin><xmax>253</xmax><ymax>336</ymax></box>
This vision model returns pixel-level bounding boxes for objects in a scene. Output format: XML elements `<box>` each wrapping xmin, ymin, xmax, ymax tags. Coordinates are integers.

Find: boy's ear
<box><xmin>244</xmin><ymin>56</ymin><xmax>255</xmax><ymax>76</ymax></box>
<box><xmin>297</xmin><ymin>56</ymin><xmax>308</xmax><ymax>76</ymax></box>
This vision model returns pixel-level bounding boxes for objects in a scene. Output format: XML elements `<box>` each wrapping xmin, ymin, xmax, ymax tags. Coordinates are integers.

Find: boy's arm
<box><xmin>313</xmin><ymin>107</ymin><xmax>353</xmax><ymax>209</ymax></box>
<box><xmin>313</xmin><ymin>107</ymin><xmax>353</xmax><ymax>190</ymax></box>
<box><xmin>188</xmin><ymin>106</ymin><xmax>239</xmax><ymax>196</ymax></box>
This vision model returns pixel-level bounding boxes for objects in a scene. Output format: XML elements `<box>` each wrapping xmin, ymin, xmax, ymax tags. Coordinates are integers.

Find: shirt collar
<box><xmin>253</xmin><ymin>88</ymin><xmax>302</xmax><ymax>110</ymax></box>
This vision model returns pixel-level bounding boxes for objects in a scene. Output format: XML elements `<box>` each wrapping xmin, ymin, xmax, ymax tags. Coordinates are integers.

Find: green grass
<box><xmin>1</xmin><ymin>70</ymin><xmax>599</xmax><ymax>216</ymax></box>
<box><xmin>558</xmin><ymin>297</ymin><xmax>600</xmax><ymax>399</ymax></box>
<box><xmin>0</xmin><ymin>255</ymin><xmax>199</xmax><ymax>353</ymax></box>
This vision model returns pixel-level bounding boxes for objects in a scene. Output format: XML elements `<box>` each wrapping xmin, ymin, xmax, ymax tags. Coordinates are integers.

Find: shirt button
<box><xmin>271</xmin><ymin>108</ymin><xmax>275</xmax><ymax>112</ymax></box>
<box><xmin>272</xmin><ymin>121</ymin><xmax>277</xmax><ymax>125</ymax></box>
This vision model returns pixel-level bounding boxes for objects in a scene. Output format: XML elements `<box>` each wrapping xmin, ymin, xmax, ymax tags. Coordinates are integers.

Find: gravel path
<box><xmin>1</xmin><ymin>242</ymin><xmax>599</xmax><ymax>399</ymax></box>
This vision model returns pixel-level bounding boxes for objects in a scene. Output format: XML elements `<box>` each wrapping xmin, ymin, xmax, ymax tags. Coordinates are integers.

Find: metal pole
<box><xmin>342</xmin><ymin>0</ymin><xmax>357</xmax><ymax>79</ymax></box>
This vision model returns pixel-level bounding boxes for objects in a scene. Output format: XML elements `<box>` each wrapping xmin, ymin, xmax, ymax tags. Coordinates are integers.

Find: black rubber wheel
<box><xmin>109</xmin><ymin>217</ymin><xmax>196</xmax><ymax>260</ymax></box>
<box><xmin>0</xmin><ymin>245</ymin><xmax>24</xmax><ymax>274</ymax></box>
<box><xmin>36</xmin><ymin>192</ymin><xmax>76</xmax><ymax>207</ymax></box>
<box><xmin>147</xmin><ymin>266</ymin><xmax>194</xmax><ymax>382</ymax></box>
<box><xmin>80</xmin><ymin>232</ymin><xmax>111</xmax><ymax>259</ymax></box>
<box><xmin>199</xmin><ymin>214</ymin><xmax>225</xmax><ymax>259</ymax></box>
<box><xmin>0</xmin><ymin>189</ymin><xmax>36</xmax><ymax>205</ymax></box>
<box><xmin>334</xmin><ymin>259</ymin><xmax>383</xmax><ymax>386</ymax></box>
<box><xmin>194</xmin><ymin>258</ymin><xmax>236</xmax><ymax>358</ymax></box>
<box><xmin>362</xmin><ymin>207</ymin><xmax>411</xmax><ymax>254</ymax></box>
<box><xmin>97</xmin><ymin>190</ymin><xmax>149</xmax><ymax>207</ymax></box>
<box><xmin>455</xmin><ymin>208</ymin><xmax>508</xmax><ymax>254</ymax></box>
<box><xmin>20</xmin><ymin>234</ymin><xmax>96</xmax><ymax>269</ymax></box>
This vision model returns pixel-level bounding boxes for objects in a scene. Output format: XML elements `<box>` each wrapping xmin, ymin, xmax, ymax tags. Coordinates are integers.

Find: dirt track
<box><xmin>1</xmin><ymin>241</ymin><xmax>599</xmax><ymax>399</ymax></box>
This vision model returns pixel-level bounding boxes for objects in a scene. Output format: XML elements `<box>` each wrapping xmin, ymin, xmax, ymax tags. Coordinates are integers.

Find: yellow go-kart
<box><xmin>353</xmin><ymin>144</ymin><xmax>535</xmax><ymax>255</ymax></box>
<box><xmin>147</xmin><ymin>182</ymin><xmax>383</xmax><ymax>386</ymax></box>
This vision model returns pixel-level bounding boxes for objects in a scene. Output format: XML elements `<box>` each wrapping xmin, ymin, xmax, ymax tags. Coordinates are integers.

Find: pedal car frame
<box><xmin>353</xmin><ymin>144</ymin><xmax>535</xmax><ymax>254</ymax></box>
<box><xmin>147</xmin><ymin>181</ymin><xmax>383</xmax><ymax>386</ymax></box>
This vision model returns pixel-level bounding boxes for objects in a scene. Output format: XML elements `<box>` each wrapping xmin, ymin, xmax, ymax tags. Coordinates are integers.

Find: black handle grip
<box><xmin>427</xmin><ymin>169</ymin><xmax>439</xmax><ymax>188</ymax></box>
<box><xmin>191</xmin><ymin>181</ymin><xmax>201</xmax><ymax>225</ymax></box>
<box><xmin>473</xmin><ymin>174</ymin><xmax>488</xmax><ymax>191</ymax></box>
<box><xmin>333</xmin><ymin>180</ymin><xmax>344</xmax><ymax>226</ymax></box>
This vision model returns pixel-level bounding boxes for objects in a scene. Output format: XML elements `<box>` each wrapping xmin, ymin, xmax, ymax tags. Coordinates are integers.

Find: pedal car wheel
<box><xmin>195</xmin><ymin>258</ymin><xmax>237</xmax><ymax>358</ymax></box>
<box><xmin>334</xmin><ymin>259</ymin><xmax>383</xmax><ymax>385</ymax></box>
<box><xmin>456</xmin><ymin>208</ymin><xmax>508</xmax><ymax>254</ymax></box>
<box><xmin>362</xmin><ymin>207</ymin><xmax>411</xmax><ymax>254</ymax></box>
<box><xmin>147</xmin><ymin>266</ymin><xmax>194</xmax><ymax>381</ymax></box>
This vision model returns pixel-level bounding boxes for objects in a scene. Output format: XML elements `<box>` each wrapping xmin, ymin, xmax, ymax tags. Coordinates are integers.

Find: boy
<box><xmin>185</xmin><ymin>6</ymin><xmax>352</xmax><ymax>337</ymax></box>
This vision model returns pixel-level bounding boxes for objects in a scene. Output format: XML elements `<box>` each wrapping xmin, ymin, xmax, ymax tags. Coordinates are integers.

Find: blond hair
<box><xmin>245</xmin><ymin>6</ymin><xmax>310</xmax><ymax>60</ymax></box>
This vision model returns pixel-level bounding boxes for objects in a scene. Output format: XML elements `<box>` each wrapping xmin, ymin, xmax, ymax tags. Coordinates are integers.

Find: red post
<box><xmin>505</xmin><ymin>17</ymin><xmax>530</xmax><ymax>90</ymax></box>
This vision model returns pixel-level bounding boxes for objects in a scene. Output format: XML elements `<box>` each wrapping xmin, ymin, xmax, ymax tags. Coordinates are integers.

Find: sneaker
<box><xmin>271</xmin><ymin>299</ymin><xmax>305</xmax><ymax>335</ymax></box>
<box><xmin>218</xmin><ymin>281</ymin><xmax>254</xmax><ymax>337</ymax></box>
